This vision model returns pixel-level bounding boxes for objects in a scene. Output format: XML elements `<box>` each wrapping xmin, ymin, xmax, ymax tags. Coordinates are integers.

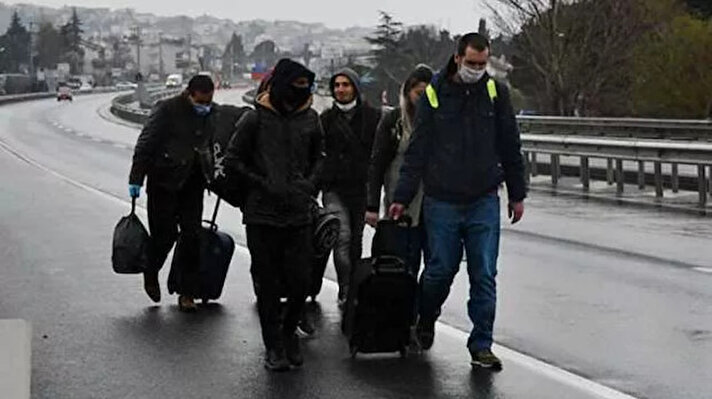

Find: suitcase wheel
<box><xmin>201</xmin><ymin>298</ymin><xmax>210</xmax><ymax>304</ymax></box>
<box><xmin>399</xmin><ymin>347</ymin><xmax>408</xmax><ymax>359</ymax></box>
<box><xmin>350</xmin><ymin>346</ymin><xmax>359</xmax><ymax>359</ymax></box>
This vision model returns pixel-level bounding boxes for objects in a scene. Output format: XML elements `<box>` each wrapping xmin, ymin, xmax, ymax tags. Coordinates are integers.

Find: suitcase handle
<box><xmin>131</xmin><ymin>197</ymin><xmax>136</xmax><ymax>215</ymax></box>
<box><xmin>205</xmin><ymin>198</ymin><xmax>222</xmax><ymax>230</ymax></box>
<box><xmin>379</xmin><ymin>215</ymin><xmax>412</xmax><ymax>228</ymax></box>
<box><xmin>372</xmin><ymin>255</ymin><xmax>406</xmax><ymax>274</ymax></box>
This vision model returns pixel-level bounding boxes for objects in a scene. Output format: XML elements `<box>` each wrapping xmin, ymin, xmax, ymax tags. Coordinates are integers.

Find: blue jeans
<box><xmin>420</xmin><ymin>194</ymin><xmax>500</xmax><ymax>352</ymax></box>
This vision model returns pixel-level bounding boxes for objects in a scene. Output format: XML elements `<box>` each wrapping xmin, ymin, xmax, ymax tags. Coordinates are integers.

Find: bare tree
<box><xmin>488</xmin><ymin>0</ymin><xmax>659</xmax><ymax>116</ymax></box>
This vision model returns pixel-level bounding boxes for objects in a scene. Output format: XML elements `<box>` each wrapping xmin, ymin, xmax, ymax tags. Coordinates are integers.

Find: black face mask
<box><xmin>285</xmin><ymin>85</ymin><xmax>311</xmax><ymax>109</ymax></box>
<box><xmin>272</xmin><ymin>83</ymin><xmax>311</xmax><ymax>115</ymax></box>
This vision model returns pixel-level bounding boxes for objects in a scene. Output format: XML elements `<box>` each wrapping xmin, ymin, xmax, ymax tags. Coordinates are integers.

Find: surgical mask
<box><xmin>458</xmin><ymin>65</ymin><xmax>486</xmax><ymax>84</ymax></box>
<box><xmin>193</xmin><ymin>104</ymin><xmax>212</xmax><ymax>116</ymax></box>
<box><xmin>335</xmin><ymin>99</ymin><xmax>357</xmax><ymax>112</ymax></box>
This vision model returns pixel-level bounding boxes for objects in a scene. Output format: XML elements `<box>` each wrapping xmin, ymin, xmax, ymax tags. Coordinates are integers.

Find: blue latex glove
<box><xmin>129</xmin><ymin>184</ymin><xmax>142</xmax><ymax>198</ymax></box>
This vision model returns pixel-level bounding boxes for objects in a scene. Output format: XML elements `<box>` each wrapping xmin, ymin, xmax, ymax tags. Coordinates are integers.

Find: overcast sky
<box><xmin>10</xmin><ymin>0</ymin><xmax>492</xmax><ymax>33</ymax></box>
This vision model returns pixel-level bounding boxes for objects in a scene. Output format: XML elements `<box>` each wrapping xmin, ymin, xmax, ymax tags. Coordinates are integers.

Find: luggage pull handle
<box><xmin>381</xmin><ymin>214</ymin><xmax>413</xmax><ymax>228</ymax></box>
<box><xmin>203</xmin><ymin>198</ymin><xmax>221</xmax><ymax>231</ymax></box>
<box><xmin>131</xmin><ymin>197</ymin><xmax>136</xmax><ymax>215</ymax></box>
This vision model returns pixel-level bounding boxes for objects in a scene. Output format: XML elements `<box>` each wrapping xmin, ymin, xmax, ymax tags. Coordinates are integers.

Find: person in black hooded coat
<box><xmin>224</xmin><ymin>58</ymin><xmax>324</xmax><ymax>372</ymax></box>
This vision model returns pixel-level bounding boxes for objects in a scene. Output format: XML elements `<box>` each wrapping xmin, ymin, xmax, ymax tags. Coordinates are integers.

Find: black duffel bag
<box><xmin>111</xmin><ymin>197</ymin><xmax>150</xmax><ymax>274</ymax></box>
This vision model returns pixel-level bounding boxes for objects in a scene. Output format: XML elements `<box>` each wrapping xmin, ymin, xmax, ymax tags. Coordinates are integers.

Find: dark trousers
<box><xmin>247</xmin><ymin>224</ymin><xmax>313</xmax><ymax>351</ymax></box>
<box><xmin>323</xmin><ymin>191</ymin><xmax>366</xmax><ymax>296</ymax></box>
<box><xmin>146</xmin><ymin>169</ymin><xmax>204</xmax><ymax>297</ymax></box>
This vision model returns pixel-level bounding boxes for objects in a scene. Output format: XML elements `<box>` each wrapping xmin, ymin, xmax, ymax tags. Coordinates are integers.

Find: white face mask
<box><xmin>458</xmin><ymin>64</ymin><xmax>486</xmax><ymax>84</ymax></box>
<box><xmin>335</xmin><ymin>99</ymin><xmax>357</xmax><ymax>112</ymax></box>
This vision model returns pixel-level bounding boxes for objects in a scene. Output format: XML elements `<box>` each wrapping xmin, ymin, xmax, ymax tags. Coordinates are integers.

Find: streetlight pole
<box><xmin>28</xmin><ymin>21</ymin><xmax>34</xmax><ymax>83</ymax></box>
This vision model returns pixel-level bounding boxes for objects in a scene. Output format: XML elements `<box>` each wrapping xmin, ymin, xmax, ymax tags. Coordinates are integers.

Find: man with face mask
<box><xmin>320</xmin><ymin>68</ymin><xmax>381</xmax><ymax>309</ymax></box>
<box><xmin>224</xmin><ymin>58</ymin><xmax>324</xmax><ymax>372</ymax></box>
<box><xmin>389</xmin><ymin>33</ymin><xmax>527</xmax><ymax>371</ymax></box>
<box><xmin>129</xmin><ymin>74</ymin><xmax>217</xmax><ymax>312</ymax></box>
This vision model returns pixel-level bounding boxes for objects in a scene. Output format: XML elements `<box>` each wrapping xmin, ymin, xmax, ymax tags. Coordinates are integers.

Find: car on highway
<box><xmin>56</xmin><ymin>84</ymin><xmax>73</xmax><ymax>102</ymax></box>
<box><xmin>115</xmin><ymin>81</ymin><xmax>138</xmax><ymax>91</ymax></box>
<box><xmin>165</xmin><ymin>74</ymin><xmax>183</xmax><ymax>88</ymax></box>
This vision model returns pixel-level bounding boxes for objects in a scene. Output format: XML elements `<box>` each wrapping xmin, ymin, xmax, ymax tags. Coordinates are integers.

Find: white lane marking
<box><xmin>90</xmin><ymin>137</ymin><xmax>102</xmax><ymax>142</ymax></box>
<box><xmin>693</xmin><ymin>267</ymin><xmax>712</xmax><ymax>274</ymax></box>
<box><xmin>112</xmin><ymin>142</ymin><xmax>126</xmax><ymax>149</ymax></box>
<box><xmin>63</xmin><ymin>128</ymin><xmax>73</xmax><ymax>133</ymax></box>
<box><xmin>0</xmin><ymin>138</ymin><xmax>639</xmax><ymax>399</ymax></box>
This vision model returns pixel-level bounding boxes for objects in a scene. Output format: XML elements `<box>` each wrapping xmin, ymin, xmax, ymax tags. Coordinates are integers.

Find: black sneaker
<box><xmin>264</xmin><ymin>348</ymin><xmax>290</xmax><ymax>372</ymax></box>
<box><xmin>337</xmin><ymin>291</ymin><xmax>348</xmax><ymax>311</ymax></box>
<box><xmin>470</xmin><ymin>349</ymin><xmax>503</xmax><ymax>371</ymax></box>
<box><xmin>296</xmin><ymin>316</ymin><xmax>316</xmax><ymax>338</ymax></box>
<box><xmin>284</xmin><ymin>334</ymin><xmax>304</xmax><ymax>367</ymax></box>
<box><xmin>416</xmin><ymin>318</ymin><xmax>436</xmax><ymax>350</ymax></box>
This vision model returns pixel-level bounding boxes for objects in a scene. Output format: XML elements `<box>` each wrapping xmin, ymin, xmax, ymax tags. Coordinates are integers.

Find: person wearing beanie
<box><xmin>366</xmin><ymin>64</ymin><xmax>434</xmax><ymax>277</ymax></box>
<box><xmin>224</xmin><ymin>58</ymin><xmax>324</xmax><ymax>372</ymax></box>
<box><xmin>128</xmin><ymin>74</ymin><xmax>217</xmax><ymax>312</ymax></box>
<box><xmin>319</xmin><ymin>68</ymin><xmax>381</xmax><ymax>308</ymax></box>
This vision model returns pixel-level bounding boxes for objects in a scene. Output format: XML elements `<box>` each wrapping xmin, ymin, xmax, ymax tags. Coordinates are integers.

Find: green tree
<box><xmin>250</xmin><ymin>40</ymin><xmax>277</xmax><ymax>68</ymax></box>
<box><xmin>632</xmin><ymin>14</ymin><xmax>712</xmax><ymax>118</ymax></box>
<box><xmin>222</xmin><ymin>33</ymin><xmax>245</xmax><ymax>78</ymax></box>
<box><xmin>685</xmin><ymin>0</ymin><xmax>712</xmax><ymax>18</ymax></box>
<box><xmin>60</xmin><ymin>8</ymin><xmax>85</xmax><ymax>74</ymax></box>
<box><xmin>366</xmin><ymin>11</ymin><xmax>407</xmax><ymax>104</ymax></box>
<box><xmin>0</xmin><ymin>11</ymin><xmax>30</xmax><ymax>73</ymax></box>
<box><xmin>35</xmin><ymin>22</ymin><xmax>62</xmax><ymax>69</ymax></box>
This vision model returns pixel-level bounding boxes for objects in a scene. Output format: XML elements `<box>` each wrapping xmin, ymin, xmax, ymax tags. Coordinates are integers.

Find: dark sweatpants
<box><xmin>247</xmin><ymin>224</ymin><xmax>313</xmax><ymax>351</ymax></box>
<box><xmin>146</xmin><ymin>168</ymin><xmax>204</xmax><ymax>297</ymax></box>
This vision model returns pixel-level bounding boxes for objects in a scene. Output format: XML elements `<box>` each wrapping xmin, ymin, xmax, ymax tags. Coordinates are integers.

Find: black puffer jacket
<box><xmin>224</xmin><ymin>93</ymin><xmax>324</xmax><ymax>227</ymax></box>
<box><xmin>320</xmin><ymin>103</ymin><xmax>380</xmax><ymax>198</ymax></box>
<box><xmin>129</xmin><ymin>93</ymin><xmax>216</xmax><ymax>190</ymax></box>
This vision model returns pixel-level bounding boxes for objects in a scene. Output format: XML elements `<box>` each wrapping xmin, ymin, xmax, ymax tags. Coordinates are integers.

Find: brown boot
<box><xmin>143</xmin><ymin>272</ymin><xmax>161</xmax><ymax>303</ymax></box>
<box><xmin>178</xmin><ymin>295</ymin><xmax>197</xmax><ymax>312</ymax></box>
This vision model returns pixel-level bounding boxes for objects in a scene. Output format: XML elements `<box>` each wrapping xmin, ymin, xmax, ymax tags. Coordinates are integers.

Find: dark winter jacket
<box><xmin>224</xmin><ymin>92</ymin><xmax>324</xmax><ymax>227</ymax></box>
<box><xmin>129</xmin><ymin>93</ymin><xmax>216</xmax><ymax>191</ymax></box>
<box><xmin>393</xmin><ymin>72</ymin><xmax>527</xmax><ymax>205</ymax></box>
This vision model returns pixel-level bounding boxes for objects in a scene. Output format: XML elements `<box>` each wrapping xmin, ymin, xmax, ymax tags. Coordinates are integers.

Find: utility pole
<box><xmin>158</xmin><ymin>32</ymin><xmax>164</xmax><ymax>78</ymax></box>
<box><xmin>187</xmin><ymin>33</ymin><xmax>192</xmax><ymax>74</ymax></box>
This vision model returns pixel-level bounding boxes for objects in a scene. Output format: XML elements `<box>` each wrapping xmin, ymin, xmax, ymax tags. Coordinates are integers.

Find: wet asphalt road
<box><xmin>0</xmin><ymin>91</ymin><xmax>711</xmax><ymax>398</ymax></box>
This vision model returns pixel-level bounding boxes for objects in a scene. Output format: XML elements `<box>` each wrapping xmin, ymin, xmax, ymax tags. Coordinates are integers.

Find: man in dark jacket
<box><xmin>390</xmin><ymin>33</ymin><xmax>526</xmax><ymax>371</ymax></box>
<box><xmin>128</xmin><ymin>75</ymin><xmax>216</xmax><ymax>312</ymax></box>
<box><xmin>320</xmin><ymin>68</ymin><xmax>381</xmax><ymax>307</ymax></box>
<box><xmin>224</xmin><ymin>58</ymin><xmax>324</xmax><ymax>372</ymax></box>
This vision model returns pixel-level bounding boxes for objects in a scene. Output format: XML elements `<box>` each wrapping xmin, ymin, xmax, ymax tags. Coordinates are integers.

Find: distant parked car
<box><xmin>115</xmin><ymin>81</ymin><xmax>138</xmax><ymax>90</ymax></box>
<box><xmin>56</xmin><ymin>84</ymin><xmax>73</xmax><ymax>102</ymax></box>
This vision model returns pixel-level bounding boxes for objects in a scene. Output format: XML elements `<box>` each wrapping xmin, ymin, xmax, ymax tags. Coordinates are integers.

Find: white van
<box><xmin>165</xmin><ymin>74</ymin><xmax>183</xmax><ymax>88</ymax></box>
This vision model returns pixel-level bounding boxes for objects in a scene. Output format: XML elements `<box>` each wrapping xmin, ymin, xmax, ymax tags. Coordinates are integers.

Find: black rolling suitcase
<box><xmin>168</xmin><ymin>198</ymin><xmax>235</xmax><ymax>302</ymax></box>
<box><xmin>345</xmin><ymin>218</ymin><xmax>417</xmax><ymax>358</ymax></box>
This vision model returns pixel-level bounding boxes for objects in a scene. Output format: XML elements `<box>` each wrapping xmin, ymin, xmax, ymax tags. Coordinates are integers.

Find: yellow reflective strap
<box><xmin>487</xmin><ymin>79</ymin><xmax>498</xmax><ymax>102</ymax></box>
<box><xmin>425</xmin><ymin>84</ymin><xmax>439</xmax><ymax>109</ymax></box>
